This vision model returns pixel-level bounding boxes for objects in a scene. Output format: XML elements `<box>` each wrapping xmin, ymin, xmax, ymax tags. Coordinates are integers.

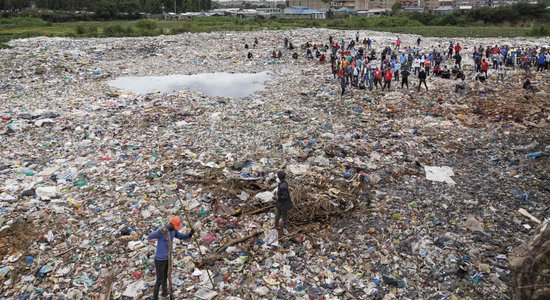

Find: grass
<box><xmin>0</xmin><ymin>16</ymin><xmax>545</xmax><ymax>48</ymax></box>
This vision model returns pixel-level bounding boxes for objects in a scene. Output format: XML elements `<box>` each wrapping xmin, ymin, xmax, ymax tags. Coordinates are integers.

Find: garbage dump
<box><xmin>0</xmin><ymin>29</ymin><xmax>549</xmax><ymax>299</ymax></box>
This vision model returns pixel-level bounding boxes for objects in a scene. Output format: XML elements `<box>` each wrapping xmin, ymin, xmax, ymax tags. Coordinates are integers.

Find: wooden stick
<box><xmin>216</xmin><ymin>230</ymin><xmax>261</xmax><ymax>253</ymax></box>
<box><xmin>245</xmin><ymin>205</ymin><xmax>274</xmax><ymax>215</ymax></box>
<box><xmin>174</xmin><ymin>188</ymin><xmax>217</xmax><ymax>291</ymax></box>
<box><xmin>195</xmin><ymin>230</ymin><xmax>263</xmax><ymax>267</ymax></box>
<box><xmin>54</xmin><ymin>247</ymin><xmax>75</xmax><ymax>257</ymax></box>
<box><xmin>164</xmin><ymin>229</ymin><xmax>174</xmax><ymax>300</ymax></box>
<box><xmin>100</xmin><ymin>269</ymin><xmax>116</xmax><ymax>300</ymax></box>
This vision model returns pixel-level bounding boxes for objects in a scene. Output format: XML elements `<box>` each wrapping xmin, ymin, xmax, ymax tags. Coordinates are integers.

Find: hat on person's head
<box><xmin>170</xmin><ymin>216</ymin><xmax>182</xmax><ymax>230</ymax></box>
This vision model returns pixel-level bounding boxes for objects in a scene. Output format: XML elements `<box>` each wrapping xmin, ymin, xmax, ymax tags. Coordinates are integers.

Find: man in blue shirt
<box><xmin>148</xmin><ymin>216</ymin><xmax>194</xmax><ymax>300</ymax></box>
<box><xmin>536</xmin><ymin>53</ymin><xmax>546</xmax><ymax>72</ymax></box>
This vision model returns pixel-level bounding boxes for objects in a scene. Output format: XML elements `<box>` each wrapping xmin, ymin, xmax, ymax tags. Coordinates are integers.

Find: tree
<box><xmin>119</xmin><ymin>0</ymin><xmax>140</xmax><ymax>13</ymax></box>
<box><xmin>142</xmin><ymin>0</ymin><xmax>162</xmax><ymax>13</ymax></box>
<box><xmin>95</xmin><ymin>0</ymin><xmax>118</xmax><ymax>19</ymax></box>
<box><xmin>1</xmin><ymin>0</ymin><xmax>32</xmax><ymax>11</ymax></box>
<box><xmin>391</xmin><ymin>1</ymin><xmax>401</xmax><ymax>12</ymax></box>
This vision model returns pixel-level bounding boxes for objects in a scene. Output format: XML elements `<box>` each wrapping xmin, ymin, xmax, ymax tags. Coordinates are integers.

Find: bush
<box><xmin>38</xmin><ymin>11</ymin><xmax>91</xmax><ymax>22</ymax></box>
<box><xmin>0</xmin><ymin>17</ymin><xmax>48</xmax><ymax>27</ymax></box>
<box><xmin>103</xmin><ymin>24</ymin><xmax>133</xmax><ymax>37</ymax></box>
<box><xmin>530</xmin><ymin>25</ymin><xmax>549</xmax><ymax>37</ymax></box>
<box><xmin>75</xmin><ymin>25</ymin><xmax>86</xmax><ymax>35</ymax></box>
<box><xmin>136</xmin><ymin>19</ymin><xmax>158</xmax><ymax>30</ymax></box>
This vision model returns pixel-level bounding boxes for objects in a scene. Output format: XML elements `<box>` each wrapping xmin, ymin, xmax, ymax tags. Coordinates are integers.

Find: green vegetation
<box><xmin>0</xmin><ymin>17</ymin><xmax>50</xmax><ymax>27</ymax></box>
<box><xmin>404</xmin><ymin>3</ymin><xmax>549</xmax><ymax>26</ymax></box>
<box><xmin>529</xmin><ymin>24</ymin><xmax>549</xmax><ymax>37</ymax></box>
<box><xmin>0</xmin><ymin>0</ymin><xmax>213</xmax><ymax>17</ymax></box>
<box><xmin>0</xmin><ymin>11</ymin><xmax>548</xmax><ymax>49</ymax></box>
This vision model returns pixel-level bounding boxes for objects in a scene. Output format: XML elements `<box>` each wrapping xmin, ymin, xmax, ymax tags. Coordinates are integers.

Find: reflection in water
<box><xmin>108</xmin><ymin>72</ymin><xmax>273</xmax><ymax>98</ymax></box>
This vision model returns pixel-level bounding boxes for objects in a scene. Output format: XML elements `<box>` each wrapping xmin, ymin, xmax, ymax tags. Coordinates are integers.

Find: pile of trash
<box><xmin>0</xmin><ymin>29</ymin><xmax>549</xmax><ymax>299</ymax></box>
<box><xmin>509</xmin><ymin>220</ymin><xmax>549</xmax><ymax>300</ymax></box>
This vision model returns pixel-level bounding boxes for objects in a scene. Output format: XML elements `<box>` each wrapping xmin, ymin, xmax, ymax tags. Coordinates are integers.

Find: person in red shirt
<box><xmin>338</xmin><ymin>68</ymin><xmax>345</xmax><ymax>79</ymax></box>
<box><xmin>374</xmin><ymin>68</ymin><xmax>382</xmax><ymax>89</ymax></box>
<box><xmin>382</xmin><ymin>69</ymin><xmax>393</xmax><ymax>91</ymax></box>
<box><xmin>481</xmin><ymin>59</ymin><xmax>489</xmax><ymax>77</ymax></box>
<box><xmin>424</xmin><ymin>59</ymin><xmax>431</xmax><ymax>76</ymax></box>
<box><xmin>454</xmin><ymin>43</ymin><xmax>462</xmax><ymax>55</ymax></box>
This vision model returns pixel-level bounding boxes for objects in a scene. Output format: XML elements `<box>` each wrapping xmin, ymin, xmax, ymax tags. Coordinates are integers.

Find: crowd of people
<box><xmin>244</xmin><ymin>33</ymin><xmax>549</xmax><ymax>98</ymax></box>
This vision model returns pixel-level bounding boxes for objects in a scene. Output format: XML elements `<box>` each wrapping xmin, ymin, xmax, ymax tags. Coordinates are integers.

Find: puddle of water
<box><xmin>108</xmin><ymin>72</ymin><xmax>273</xmax><ymax>98</ymax></box>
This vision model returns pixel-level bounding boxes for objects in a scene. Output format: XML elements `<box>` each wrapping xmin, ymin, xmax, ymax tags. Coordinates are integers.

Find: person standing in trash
<box><xmin>401</xmin><ymin>68</ymin><xmax>410</xmax><ymax>89</ymax></box>
<box><xmin>536</xmin><ymin>52</ymin><xmax>546</xmax><ymax>72</ymax></box>
<box><xmin>275</xmin><ymin>171</ymin><xmax>292</xmax><ymax>230</ymax></box>
<box><xmin>373</xmin><ymin>67</ymin><xmax>382</xmax><ymax>89</ymax></box>
<box><xmin>418</xmin><ymin>68</ymin><xmax>428</xmax><ymax>92</ymax></box>
<box><xmin>331</xmin><ymin>60</ymin><xmax>338</xmax><ymax>79</ymax></box>
<box><xmin>148</xmin><ymin>217</ymin><xmax>194</xmax><ymax>300</ymax></box>
<box><xmin>382</xmin><ymin>68</ymin><xmax>393</xmax><ymax>91</ymax></box>
<box><xmin>338</xmin><ymin>68</ymin><xmax>346</xmax><ymax>97</ymax></box>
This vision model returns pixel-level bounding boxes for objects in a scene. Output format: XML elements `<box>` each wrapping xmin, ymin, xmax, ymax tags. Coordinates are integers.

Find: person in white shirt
<box><xmin>497</xmin><ymin>62</ymin><xmax>507</xmax><ymax>82</ymax></box>
<box><xmin>413</xmin><ymin>58</ymin><xmax>421</xmax><ymax>75</ymax></box>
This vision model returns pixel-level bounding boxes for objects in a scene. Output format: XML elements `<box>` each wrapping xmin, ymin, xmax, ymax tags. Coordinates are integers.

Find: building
<box><xmin>357</xmin><ymin>8</ymin><xmax>390</xmax><ymax>16</ymax></box>
<box><xmin>257</xmin><ymin>7</ymin><xmax>284</xmax><ymax>14</ymax></box>
<box><xmin>283</xmin><ymin>5</ymin><xmax>322</xmax><ymax>17</ymax></box>
<box><xmin>360</xmin><ymin>0</ymin><xmax>397</xmax><ymax>10</ymax></box>
<box><xmin>289</xmin><ymin>0</ymin><xmax>398</xmax><ymax>11</ymax></box>
<box><xmin>332</xmin><ymin>6</ymin><xmax>358</xmax><ymax>16</ymax></box>
<box><xmin>455</xmin><ymin>0</ymin><xmax>488</xmax><ymax>6</ymax></box>
<box><xmin>330</xmin><ymin>0</ymin><xmax>356</xmax><ymax>9</ymax></box>
<box><xmin>421</xmin><ymin>0</ymin><xmax>440</xmax><ymax>9</ymax></box>
<box><xmin>438</xmin><ymin>0</ymin><xmax>456</xmax><ymax>7</ymax></box>
<box><xmin>354</xmin><ymin>0</ymin><xmax>370</xmax><ymax>10</ymax></box>
<box><xmin>402</xmin><ymin>6</ymin><xmax>426</xmax><ymax>11</ymax></box>
<box><xmin>434</xmin><ymin>5</ymin><xmax>455</xmax><ymax>13</ymax></box>
<box><xmin>400</xmin><ymin>0</ymin><xmax>421</xmax><ymax>8</ymax></box>
<box><xmin>286</xmin><ymin>0</ymin><xmax>328</xmax><ymax>10</ymax></box>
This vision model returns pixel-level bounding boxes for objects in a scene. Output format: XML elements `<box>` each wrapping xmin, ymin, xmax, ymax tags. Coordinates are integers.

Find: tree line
<box><xmin>0</xmin><ymin>0</ymin><xmax>213</xmax><ymax>14</ymax></box>
<box><xmin>404</xmin><ymin>3</ymin><xmax>550</xmax><ymax>25</ymax></box>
